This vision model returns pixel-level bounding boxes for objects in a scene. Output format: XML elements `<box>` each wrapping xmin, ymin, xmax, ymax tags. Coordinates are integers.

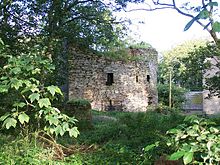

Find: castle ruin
<box><xmin>68</xmin><ymin>48</ymin><xmax>158</xmax><ymax>112</ymax></box>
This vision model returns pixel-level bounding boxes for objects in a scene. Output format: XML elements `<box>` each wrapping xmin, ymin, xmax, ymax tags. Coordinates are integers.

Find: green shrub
<box><xmin>0</xmin><ymin>134</ymin><xmax>54</xmax><ymax>165</ymax></box>
<box><xmin>0</xmin><ymin>45</ymin><xmax>79</xmax><ymax>138</ymax></box>
<box><xmin>145</xmin><ymin>115</ymin><xmax>220</xmax><ymax>164</ymax></box>
<box><xmin>65</xmin><ymin>99</ymin><xmax>92</xmax><ymax>130</ymax></box>
<box><xmin>167</xmin><ymin>115</ymin><xmax>220</xmax><ymax>164</ymax></box>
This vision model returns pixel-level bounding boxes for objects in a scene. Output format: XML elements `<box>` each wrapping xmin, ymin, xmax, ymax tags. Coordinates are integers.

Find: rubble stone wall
<box><xmin>203</xmin><ymin>56</ymin><xmax>220</xmax><ymax>114</ymax></box>
<box><xmin>69</xmin><ymin>48</ymin><xmax>158</xmax><ymax>112</ymax></box>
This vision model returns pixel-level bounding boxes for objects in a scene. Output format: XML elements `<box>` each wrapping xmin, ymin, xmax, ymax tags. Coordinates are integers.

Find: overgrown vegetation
<box><xmin>0</xmin><ymin>0</ymin><xmax>220</xmax><ymax>164</ymax></box>
<box><xmin>0</xmin><ymin>110</ymin><xmax>185</xmax><ymax>164</ymax></box>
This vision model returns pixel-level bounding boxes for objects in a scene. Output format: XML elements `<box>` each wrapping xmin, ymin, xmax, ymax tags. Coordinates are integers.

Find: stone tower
<box><xmin>68</xmin><ymin>48</ymin><xmax>158</xmax><ymax>112</ymax></box>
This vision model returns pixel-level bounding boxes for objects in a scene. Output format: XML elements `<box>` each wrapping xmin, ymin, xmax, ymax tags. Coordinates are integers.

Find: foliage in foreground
<box><xmin>0</xmin><ymin>43</ymin><xmax>79</xmax><ymax>138</ymax></box>
<box><xmin>145</xmin><ymin>115</ymin><xmax>220</xmax><ymax>164</ymax></box>
<box><xmin>0</xmin><ymin>110</ymin><xmax>184</xmax><ymax>164</ymax></box>
<box><xmin>168</xmin><ymin>115</ymin><xmax>220</xmax><ymax>164</ymax></box>
<box><xmin>0</xmin><ymin>135</ymin><xmax>50</xmax><ymax>165</ymax></box>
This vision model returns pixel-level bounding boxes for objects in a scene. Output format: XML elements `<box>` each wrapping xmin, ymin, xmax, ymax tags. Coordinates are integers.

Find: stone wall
<box><xmin>203</xmin><ymin>56</ymin><xmax>220</xmax><ymax>114</ymax></box>
<box><xmin>68</xmin><ymin>48</ymin><xmax>158</xmax><ymax>112</ymax></box>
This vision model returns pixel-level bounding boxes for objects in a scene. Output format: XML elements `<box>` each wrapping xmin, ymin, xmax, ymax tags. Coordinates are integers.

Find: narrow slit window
<box><xmin>147</xmin><ymin>75</ymin><xmax>150</xmax><ymax>82</ymax></box>
<box><xmin>106</xmin><ymin>73</ymin><xmax>114</xmax><ymax>86</ymax></box>
<box><xmin>136</xmin><ymin>75</ymin><xmax>139</xmax><ymax>82</ymax></box>
<box><xmin>109</xmin><ymin>100</ymin><xmax>112</xmax><ymax>107</ymax></box>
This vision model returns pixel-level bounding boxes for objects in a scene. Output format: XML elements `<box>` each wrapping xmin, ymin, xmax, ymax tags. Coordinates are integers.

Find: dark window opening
<box><xmin>136</xmin><ymin>75</ymin><xmax>139</xmax><ymax>82</ymax></box>
<box><xmin>108</xmin><ymin>100</ymin><xmax>115</xmax><ymax>111</ymax></box>
<box><xmin>109</xmin><ymin>100</ymin><xmax>112</xmax><ymax>107</ymax></box>
<box><xmin>106</xmin><ymin>73</ymin><xmax>114</xmax><ymax>86</ymax></box>
<box><xmin>148</xmin><ymin>96</ymin><xmax>153</xmax><ymax>105</ymax></box>
<box><xmin>147</xmin><ymin>75</ymin><xmax>150</xmax><ymax>82</ymax></box>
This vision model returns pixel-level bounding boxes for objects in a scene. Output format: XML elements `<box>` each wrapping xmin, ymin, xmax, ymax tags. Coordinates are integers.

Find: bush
<box><xmin>145</xmin><ymin>115</ymin><xmax>220</xmax><ymax>164</ymax></box>
<box><xmin>0</xmin><ymin>134</ymin><xmax>54</xmax><ymax>165</ymax></box>
<box><xmin>0</xmin><ymin>45</ymin><xmax>79</xmax><ymax>138</ymax></box>
<box><xmin>167</xmin><ymin>115</ymin><xmax>220</xmax><ymax>164</ymax></box>
<box><xmin>65</xmin><ymin>99</ymin><xmax>92</xmax><ymax>130</ymax></box>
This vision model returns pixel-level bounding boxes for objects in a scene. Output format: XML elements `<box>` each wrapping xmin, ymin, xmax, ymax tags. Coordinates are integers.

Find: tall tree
<box><xmin>0</xmin><ymin>0</ymin><xmax>139</xmax><ymax>54</ymax></box>
<box><xmin>158</xmin><ymin>40</ymin><xmax>207</xmax><ymax>90</ymax></box>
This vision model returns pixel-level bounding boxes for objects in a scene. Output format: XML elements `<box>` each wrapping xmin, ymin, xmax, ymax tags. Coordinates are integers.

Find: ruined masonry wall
<box><xmin>69</xmin><ymin>48</ymin><xmax>158</xmax><ymax>112</ymax></box>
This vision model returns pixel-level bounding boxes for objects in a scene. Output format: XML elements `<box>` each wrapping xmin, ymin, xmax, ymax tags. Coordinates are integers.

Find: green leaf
<box><xmin>144</xmin><ymin>142</ymin><xmax>159</xmax><ymax>152</ymax></box>
<box><xmin>18</xmin><ymin>113</ymin><xmax>29</xmax><ymax>124</ymax></box>
<box><xmin>10</xmin><ymin>78</ymin><xmax>23</xmax><ymax>90</ymax></box>
<box><xmin>13</xmin><ymin>102</ymin><xmax>26</xmax><ymax>108</ymax></box>
<box><xmin>184</xmin><ymin>18</ymin><xmax>196</xmax><ymax>31</ymax></box>
<box><xmin>212</xmin><ymin>22</ymin><xmax>220</xmax><ymax>32</ymax></box>
<box><xmin>169</xmin><ymin>151</ymin><xmax>185</xmax><ymax>160</ymax></box>
<box><xmin>0</xmin><ymin>76</ymin><xmax>8</xmax><ymax>80</ymax></box>
<box><xmin>11</xmin><ymin>67</ymin><xmax>21</xmax><ymax>74</ymax></box>
<box><xmin>69</xmin><ymin>127</ymin><xmax>79</xmax><ymax>138</ymax></box>
<box><xmin>183</xmin><ymin>152</ymin><xmax>193</xmax><ymax>164</ymax></box>
<box><xmin>47</xmin><ymin>85</ymin><xmax>63</xmax><ymax>96</ymax></box>
<box><xmin>0</xmin><ymin>38</ymin><xmax>4</xmax><ymax>45</ymax></box>
<box><xmin>198</xmin><ymin>9</ymin><xmax>209</xmax><ymax>19</ymax></box>
<box><xmin>0</xmin><ymin>84</ymin><xmax>9</xmax><ymax>93</ymax></box>
<box><xmin>38</xmin><ymin>98</ymin><xmax>51</xmax><ymax>108</ymax></box>
<box><xmin>207</xmin><ymin>141</ymin><xmax>213</xmax><ymax>151</ymax></box>
<box><xmin>62</xmin><ymin>122</ymin><xmax>69</xmax><ymax>131</ymax></box>
<box><xmin>0</xmin><ymin>113</ymin><xmax>10</xmax><ymax>121</ymax></box>
<box><xmin>47</xmin><ymin>116</ymin><xmax>59</xmax><ymax>126</ymax></box>
<box><xmin>47</xmin><ymin>85</ymin><xmax>56</xmax><ymax>96</ymax></box>
<box><xmin>55</xmin><ymin>125</ymin><xmax>64</xmax><ymax>136</ymax></box>
<box><xmin>29</xmin><ymin>93</ymin><xmax>40</xmax><ymax>103</ymax></box>
<box><xmin>207</xmin><ymin>2</ymin><xmax>218</xmax><ymax>6</ymax></box>
<box><xmin>3</xmin><ymin>117</ymin><xmax>17</xmax><ymax>129</ymax></box>
<box><xmin>167</xmin><ymin>128</ymin><xmax>180</xmax><ymax>134</ymax></box>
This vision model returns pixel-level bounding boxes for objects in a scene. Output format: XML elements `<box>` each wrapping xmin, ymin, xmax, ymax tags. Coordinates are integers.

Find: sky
<box><xmin>117</xmin><ymin>4</ymin><xmax>212</xmax><ymax>52</ymax></box>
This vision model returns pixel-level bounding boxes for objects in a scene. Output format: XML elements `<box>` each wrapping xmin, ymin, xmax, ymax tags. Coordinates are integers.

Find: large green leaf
<box><xmin>183</xmin><ymin>152</ymin><xmax>193</xmax><ymax>164</ymax></box>
<box><xmin>29</xmin><ymin>93</ymin><xmax>40</xmax><ymax>103</ymax></box>
<box><xmin>3</xmin><ymin>117</ymin><xmax>17</xmax><ymax>129</ymax></box>
<box><xmin>13</xmin><ymin>102</ymin><xmax>26</xmax><ymax>108</ymax></box>
<box><xmin>169</xmin><ymin>151</ymin><xmax>185</xmax><ymax>160</ymax></box>
<box><xmin>47</xmin><ymin>85</ymin><xmax>56</xmax><ymax>96</ymax></box>
<box><xmin>144</xmin><ymin>141</ymin><xmax>159</xmax><ymax>152</ymax></box>
<box><xmin>11</xmin><ymin>67</ymin><xmax>21</xmax><ymax>74</ymax></box>
<box><xmin>47</xmin><ymin>116</ymin><xmax>59</xmax><ymax>126</ymax></box>
<box><xmin>38</xmin><ymin>98</ymin><xmax>51</xmax><ymax>108</ymax></box>
<box><xmin>0</xmin><ymin>113</ymin><xmax>10</xmax><ymax>121</ymax></box>
<box><xmin>212</xmin><ymin>22</ymin><xmax>220</xmax><ymax>32</ymax></box>
<box><xmin>18</xmin><ymin>113</ymin><xmax>30</xmax><ymax>124</ymax></box>
<box><xmin>0</xmin><ymin>85</ymin><xmax>8</xmax><ymax>93</ymax></box>
<box><xmin>55</xmin><ymin>125</ymin><xmax>64</xmax><ymax>136</ymax></box>
<box><xmin>69</xmin><ymin>127</ymin><xmax>79</xmax><ymax>138</ymax></box>
<box><xmin>198</xmin><ymin>9</ymin><xmax>209</xmax><ymax>19</ymax></box>
<box><xmin>47</xmin><ymin>85</ymin><xmax>63</xmax><ymax>96</ymax></box>
<box><xmin>10</xmin><ymin>78</ymin><xmax>23</xmax><ymax>90</ymax></box>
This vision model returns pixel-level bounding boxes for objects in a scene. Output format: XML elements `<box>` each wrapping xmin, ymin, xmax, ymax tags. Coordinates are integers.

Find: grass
<box><xmin>0</xmin><ymin>110</ymin><xmax>186</xmax><ymax>164</ymax></box>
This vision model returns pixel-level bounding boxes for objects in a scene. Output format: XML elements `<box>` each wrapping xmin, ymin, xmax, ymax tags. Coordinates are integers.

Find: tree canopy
<box><xmin>0</xmin><ymin>0</ymin><xmax>143</xmax><ymax>54</ymax></box>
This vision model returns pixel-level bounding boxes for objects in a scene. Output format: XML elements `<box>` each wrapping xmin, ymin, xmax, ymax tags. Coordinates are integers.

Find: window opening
<box><xmin>108</xmin><ymin>100</ymin><xmax>114</xmax><ymax>111</ymax></box>
<box><xmin>106</xmin><ymin>73</ymin><xmax>114</xmax><ymax>85</ymax></box>
<box><xmin>136</xmin><ymin>75</ymin><xmax>139</xmax><ymax>82</ymax></box>
<box><xmin>109</xmin><ymin>100</ymin><xmax>112</xmax><ymax>107</ymax></box>
<box><xmin>147</xmin><ymin>75</ymin><xmax>150</xmax><ymax>82</ymax></box>
<box><xmin>148</xmin><ymin>96</ymin><xmax>153</xmax><ymax>105</ymax></box>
